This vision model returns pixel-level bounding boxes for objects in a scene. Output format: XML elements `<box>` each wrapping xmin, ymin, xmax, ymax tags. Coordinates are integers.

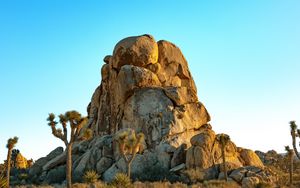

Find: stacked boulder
<box><xmin>185</xmin><ymin>127</ymin><xmax>276</xmax><ymax>186</ymax></box>
<box><xmin>86</xmin><ymin>34</ymin><xmax>210</xmax><ymax>150</ymax></box>
<box><xmin>11</xmin><ymin>149</ymin><xmax>32</xmax><ymax>169</ymax></box>
<box><xmin>186</xmin><ymin>127</ymin><xmax>264</xmax><ymax>170</ymax></box>
<box><xmin>28</xmin><ymin>34</ymin><xmax>274</xmax><ymax>186</ymax></box>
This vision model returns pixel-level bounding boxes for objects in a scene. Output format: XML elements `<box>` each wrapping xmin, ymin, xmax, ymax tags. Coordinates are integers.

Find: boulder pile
<box><xmin>28</xmin><ymin>34</ymin><xmax>275</xmax><ymax>186</ymax></box>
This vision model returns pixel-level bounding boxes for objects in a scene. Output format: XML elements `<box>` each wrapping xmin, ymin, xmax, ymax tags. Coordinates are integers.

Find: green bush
<box><xmin>83</xmin><ymin>170</ymin><xmax>99</xmax><ymax>184</ymax></box>
<box><xmin>111</xmin><ymin>173</ymin><xmax>132</xmax><ymax>188</ymax></box>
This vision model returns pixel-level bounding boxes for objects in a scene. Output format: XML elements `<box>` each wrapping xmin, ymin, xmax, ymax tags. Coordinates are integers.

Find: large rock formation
<box><xmin>28</xmin><ymin>34</ymin><xmax>272</xmax><ymax>185</ymax></box>
<box><xmin>86</xmin><ymin>34</ymin><xmax>210</xmax><ymax>150</ymax></box>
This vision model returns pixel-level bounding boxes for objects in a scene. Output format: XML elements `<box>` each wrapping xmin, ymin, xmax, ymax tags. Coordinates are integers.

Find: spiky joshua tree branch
<box><xmin>47</xmin><ymin>111</ymin><xmax>91</xmax><ymax>188</ymax></box>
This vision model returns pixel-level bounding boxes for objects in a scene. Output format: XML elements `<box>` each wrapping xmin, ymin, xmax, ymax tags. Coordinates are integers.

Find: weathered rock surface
<box><xmin>45</xmin><ymin>165</ymin><xmax>66</xmax><ymax>184</ymax></box>
<box><xmin>112</xmin><ymin>35</ymin><xmax>158</xmax><ymax>69</ymax></box>
<box><xmin>255</xmin><ymin>150</ymin><xmax>283</xmax><ymax>166</ymax></box>
<box><xmin>28</xmin><ymin>34</ymin><xmax>274</xmax><ymax>185</ymax></box>
<box><xmin>156</xmin><ymin>40</ymin><xmax>197</xmax><ymax>91</ymax></box>
<box><xmin>171</xmin><ymin>144</ymin><xmax>187</xmax><ymax>168</ymax></box>
<box><xmin>240</xmin><ymin>149</ymin><xmax>264</xmax><ymax>168</ymax></box>
<box><xmin>86</xmin><ymin>34</ymin><xmax>210</xmax><ymax>147</ymax></box>
<box><xmin>185</xmin><ymin>128</ymin><xmax>264</xmax><ymax>171</ymax></box>
<box><xmin>29</xmin><ymin>147</ymin><xmax>64</xmax><ymax>181</ymax></box>
<box><xmin>11</xmin><ymin>149</ymin><xmax>32</xmax><ymax>169</ymax></box>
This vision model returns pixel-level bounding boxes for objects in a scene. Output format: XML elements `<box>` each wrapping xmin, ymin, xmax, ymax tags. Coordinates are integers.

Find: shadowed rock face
<box><xmin>86</xmin><ymin>34</ymin><xmax>211</xmax><ymax>149</ymax></box>
<box><xmin>29</xmin><ymin>35</ymin><xmax>269</xmax><ymax>185</ymax></box>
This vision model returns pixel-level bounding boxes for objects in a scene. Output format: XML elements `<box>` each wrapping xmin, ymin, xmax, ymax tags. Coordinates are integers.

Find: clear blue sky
<box><xmin>0</xmin><ymin>0</ymin><xmax>299</xmax><ymax>162</ymax></box>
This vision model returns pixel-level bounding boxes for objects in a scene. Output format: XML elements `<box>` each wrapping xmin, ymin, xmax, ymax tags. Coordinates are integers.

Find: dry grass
<box><xmin>261</xmin><ymin>151</ymin><xmax>300</xmax><ymax>188</ymax></box>
<box><xmin>11</xmin><ymin>180</ymin><xmax>241</xmax><ymax>188</ymax></box>
<box><xmin>111</xmin><ymin>173</ymin><xmax>132</xmax><ymax>188</ymax></box>
<box><xmin>133</xmin><ymin>181</ymin><xmax>187</xmax><ymax>188</ymax></box>
<box><xmin>197</xmin><ymin>180</ymin><xmax>240</xmax><ymax>188</ymax></box>
<box><xmin>72</xmin><ymin>182</ymin><xmax>108</xmax><ymax>188</ymax></box>
<box><xmin>12</xmin><ymin>185</ymin><xmax>61</xmax><ymax>188</ymax></box>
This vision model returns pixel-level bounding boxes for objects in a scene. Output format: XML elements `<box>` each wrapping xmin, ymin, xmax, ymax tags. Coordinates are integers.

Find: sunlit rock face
<box><xmin>28</xmin><ymin>35</ymin><xmax>269</xmax><ymax>185</ymax></box>
<box><xmin>11</xmin><ymin>149</ymin><xmax>30</xmax><ymax>169</ymax></box>
<box><xmin>86</xmin><ymin>34</ymin><xmax>211</xmax><ymax>149</ymax></box>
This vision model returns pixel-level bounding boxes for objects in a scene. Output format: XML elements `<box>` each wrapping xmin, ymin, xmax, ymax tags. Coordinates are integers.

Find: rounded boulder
<box><xmin>112</xmin><ymin>34</ymin><xmax>158</xmax><ymax>69</ymax></box>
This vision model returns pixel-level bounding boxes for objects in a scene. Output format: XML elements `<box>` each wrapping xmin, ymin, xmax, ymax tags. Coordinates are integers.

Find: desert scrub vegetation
<box><xmin>133</xmin><ymin>181</ymin><xmax>239</xmax><ymax>188</ymax></box>
<box><xmin>111</xmin><ymin>173</ymin><xmax>132</xmax><ymax>188</ymax></box>
<box><xmin>83</xmin><ymin>170</ymin><xmax>99</xmax><ymax>184</ymax></box>
<box><xmin>133</xmin><ymin>181</ymin><xmax>187</xmax><ymax>188</ymax></box>
<box><xmin>256</xmin><ymin>182</ymin><xmax>277</xmax><ymax>188</ymax></box>
<box><xmin>9</xmin><ymin>180</ymin><xmax>254</xmax><ymax>188</ymax></box>
<box><xmin>198</xmin><ymin>180</ymin><xmax>240</xmax><ymax>188</ymax></box>
<box><xmin>72</xmin><ymin>182</ymin><xmax>107</xmax><ymax>188</ymax></box>
<box><xmin>262</xmin><ymin>152</ymin><xmax>300</xmax><ymax>187</ymax></box>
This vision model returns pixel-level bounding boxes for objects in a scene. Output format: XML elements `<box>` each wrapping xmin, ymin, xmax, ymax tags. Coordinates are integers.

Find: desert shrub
<box><xmin>201</xmin><ymin>180</ymin><xmax>240</xmax><ymax>188</ymax></box>
<box><xmin>72</xmin><ymin>182</ymin><xmax>109</xmax><ymax>188</ymax></box>
<box><xmin>170</xmin><ymin>182</ymin><xmax>188</xmax><ymax>188</ymax></box>
<box><xmin>261</xmin><ymin>153</ymin><xmax>300</xmax><ymax>187</ymax></box>
<box><xmin>256</xmin><ymin>182</ymin><xmax>275</xmax><ymax>188</ymax></box>
<box><xmin>111</xmin><ymin>173</ymin><xmax>132</xmax><ymax>188</ymax></box>
<box><xmin>133</xmin><ymin>181</ymin><xmax>188</xmax><ymax>188</ymax></box>
<box><xmin>267</xmin><ymin>165</ymin><xmax>289</xmax><ymax>186</ymax></box>
<box><xmin>150</xmin><ymin>181</ymin><xmax>187</xmax><ymax>188</ymax></box>
<box><xmin>13</xmin><ymin>185</ymin><xmax>64</xmax><ymax>188</ymax></box>
<box><xmin>83</xmin><ymin>170</ymin><xmax>100</xmax><ymax>183</ymax></box>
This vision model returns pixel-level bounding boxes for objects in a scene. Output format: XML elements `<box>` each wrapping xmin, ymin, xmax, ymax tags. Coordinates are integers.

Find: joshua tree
<box><xmin>289</xmin><ymin>121</ymin><xmax>300</xmax><ymax>160</ymax></box>
<box><xmin>216</xmin><ymin>133</ymin><xmax>230</xmax><ymax>181</ymax></box>
<box><xmin>47</xmin><ymin>111</ymin><xmax>90</xmax><ymax>188</ymax></box>
<box><xmin>6</xmin><ymin>136</ymin><xmax>18</xmax><ymax>188</ymax></box>
<box><xmin>285</xmin><ymin>146</ymin><xmax>294</xmax><ymax>185</ymax></box>
<box><xmin>115</xmin><ymin>129</ymin><xmax>145</xmax><ymax>179</ymax></box>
